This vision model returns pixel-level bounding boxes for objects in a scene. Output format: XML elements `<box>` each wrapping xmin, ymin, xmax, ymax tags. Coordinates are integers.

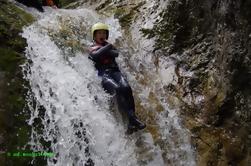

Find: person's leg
<box><xmin>32</xmin><ymin>0</ymin><xmax>44</xmax><ymax>12</ymax></box>
<box><xmin>101</xmin><ymin>72</ymin><xmax>119</xmax><ymax>95</ymax></box>
<box><xmin>110</xmin><ymin>71</ymin><xmax>146</xmax><ymax>131</ymax></box>
<box><xmin>101</xmin><ymin>70</ymin><xmax>145</xmax><ymax>132</ymax></box>
<box><xmin>111</xmin><ymin>72</ymin><xmax>135</xmax><ymax>114</ymax></box>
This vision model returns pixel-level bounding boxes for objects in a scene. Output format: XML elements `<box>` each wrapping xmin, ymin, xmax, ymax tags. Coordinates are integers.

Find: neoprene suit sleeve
<box><xmin>89</xmin><ymin>44</ymin><xmax>112</xmax><ymax>61</ymax></box>
<box><xmin>107</xmin><ymin>49</ymin><xmax>119</xmax><ymax>58</ymax></box>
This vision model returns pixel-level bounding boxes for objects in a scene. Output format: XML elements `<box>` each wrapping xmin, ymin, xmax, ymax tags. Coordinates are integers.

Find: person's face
<box><xmin>94</xmin><ymin>30</ymin><xmax>107</xmax><ymax>44</ymax></box>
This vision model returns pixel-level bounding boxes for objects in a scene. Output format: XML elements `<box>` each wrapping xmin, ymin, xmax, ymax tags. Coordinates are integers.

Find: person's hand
<box><xmin>89</xmin><ymin>46</ymin><xmax>102</xmax><ymax>53</ymax></box>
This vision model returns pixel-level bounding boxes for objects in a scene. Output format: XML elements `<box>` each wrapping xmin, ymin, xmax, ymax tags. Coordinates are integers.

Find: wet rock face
<box><xmin>3</xmin><ymin>0</ymin><xmax>248</xmax><ymax>165</ymax></box>
<box><xmin>146</xmin><ymin>0</ymin><xmax>251</xmax><ymax>165</ymax></box>
<box><xmin>0</xmin><ymin>0</ymin><xmax>34</xmax><ymax>165</ymax></box>
<box><xmin>59</xmin><ymin>0</ymin><xmax>79</xmax><ymax>7</ymax></box>
<box><xmin>76</xmin><ymin>0</ymin><xmax>251</xmax><ymax>164</ymax></box>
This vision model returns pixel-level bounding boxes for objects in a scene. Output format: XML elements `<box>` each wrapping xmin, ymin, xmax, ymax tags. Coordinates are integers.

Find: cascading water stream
<box><xmin>22</xmin><ymin>8</ymin><xmax>163</xmax><ymax>166</ymax></box>
<box><xmin>21</xmin><ymin>2</ymin><xmax>196</xmax><ymax>166</ymax></box>
<box><xmin>116</xmin><ymin>1</ymin><xmax>197</xmax><ymax>165</ymax></box>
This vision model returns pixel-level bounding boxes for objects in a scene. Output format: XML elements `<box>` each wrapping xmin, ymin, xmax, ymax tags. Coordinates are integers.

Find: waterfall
<box><xmin>21</xmin><ymin>3</ymin><xmax>195</xmax><ymax>166</ymax></box>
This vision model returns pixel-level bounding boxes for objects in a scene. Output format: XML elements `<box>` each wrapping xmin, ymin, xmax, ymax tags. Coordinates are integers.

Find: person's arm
<box><xmin>107</xmin><ymin>49</ymin><xmax>119</xmax><ymax>58</ymax></box>
<box><xmin>89</xmin><ymin>44</ymin><xmax>112</xmax><ymax>61</ymax></box>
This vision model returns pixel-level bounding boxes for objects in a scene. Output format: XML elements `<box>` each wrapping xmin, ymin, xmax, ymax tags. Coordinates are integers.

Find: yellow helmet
<box><xmin>91</xmin><ymin>22</ymin><xmax>109</xmax><ymax>40</ymax></box>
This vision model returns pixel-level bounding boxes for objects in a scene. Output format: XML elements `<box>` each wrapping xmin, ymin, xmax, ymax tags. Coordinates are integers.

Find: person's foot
<box><xmin>133</xmin><ymin>118</ymin><xmax>146</xmax><ymax>130</ymax></box>
<box><xmin>126</xmin><ymin>117</ymin><xmax>146</xmax><ymax>134</ymax></box>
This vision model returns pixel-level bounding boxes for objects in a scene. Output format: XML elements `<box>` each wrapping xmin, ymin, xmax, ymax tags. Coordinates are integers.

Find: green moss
<box><xmin>0</xmin><ymin>1</ymin><xmax>38</xmax><ymax>165</ymax></box>
<box><xmin>114</xmin><ymin>8</ymin><xmax>125</xmax><ymax>17</ymax></box>
<box><xmin>120</xmin><ymin>13</ymin><xmax>134</xmax><ymax>27</ymax></box>
<box><xmin>146</xmin><ymin>0</ymin><xmax>214</xmax><ymax>53</ymax></box>
<box><xmin>0</xmin><ymin>2</ymin><xmax>34</xmax><ymax>50</ymax></box>
<box><xmin>59</xmin><ymin>0</ymin><xmax>79</xmax><ymax>8</ymax></box>
<box><xmin>95</xmin><ymin>0</ymin><xmax>112</xmax><ymax>11</ymax></box>
<box><xmin>114</xmin><ymin>7</ymin><xmax>133</xmax><ymax>27</ymax></box>
<box><xmin>0</xmin><ymin>2</ymin><xmax>34</xmax><ymax>29</ymax></box>
<box><xmin>140</xmin><ymin>28</ymin><xmax>155</xmax><ymax>39</ymax></box>
<box><xmin>0</xmin><ymin>1</ymin><xmax>34</xmax><ymax>71</ymax></box>
<box><xmin>114</xmin><ymin>2</ymin><xmax>145</xmax><ymax>28</ymax></box>
<box><xmin>0</xmin><ymin>47</ymin><xmax>24</xmax><ymax>72</ymax></box>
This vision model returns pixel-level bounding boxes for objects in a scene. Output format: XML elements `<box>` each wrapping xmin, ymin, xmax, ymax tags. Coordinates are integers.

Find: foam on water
<box><xmin>21</xmin><ymin>2</ymin><xmax>196</xmax><ymax>165</ymax></box>
<box><xmin>22</xmin><ymin>8</ymin><xmax>164</xmax><ymax>166</ymax></box>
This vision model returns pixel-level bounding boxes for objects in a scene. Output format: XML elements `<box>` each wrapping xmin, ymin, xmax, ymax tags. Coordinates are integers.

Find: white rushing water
<box><xmin>116</xmin><ymin>1</ymin><xmax>196</xmax><ymax>165</ymax></box>
<box><xmin>22</xmin><ymin>8</ymin><xmax>163</xmax><ymax>166</ymax></box>
<box><xmin>21</xmin><ymin>2</ymin><xmax>196</xmax><ymax>166</ymax></box>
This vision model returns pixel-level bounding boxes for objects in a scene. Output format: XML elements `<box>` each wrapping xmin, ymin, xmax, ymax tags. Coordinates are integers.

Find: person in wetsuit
<box><xmin>88</xmin><ymin>23</ymin><xmax>146</xmax><ymax>134</ymax></box>
<box><xmin>42</xmin><ymin>0</ymin><xmax>58</xmax><ymax>9</ymax></box>
<box><xmin>16</xmin><ymin>0</ymin><xmax>59</xmax><ymax>12</ymax></box>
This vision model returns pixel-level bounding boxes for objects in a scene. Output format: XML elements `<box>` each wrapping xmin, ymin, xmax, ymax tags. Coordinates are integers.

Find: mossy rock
<box><xmin>114</xmin><ymin>2</ymin><xmax>145</xmax><ymax>28</ymax></box>
<box><xmin>0</xmin><ymin>47</ymin><xmax>25</xmax><ymax>73</ymax></box>
<box><xmin>0</xmin><ymin>1</ymin><xmax>34</xmax><ymax>29</ymax></box>
<box><xmin>0</xmin><ymin>1</ymin><xmax>36</xmax><ymax>165</ymax></box>
<box><xmin>0</xmin><ymin>0</ymin><xmax>34</xmax><ymax>52</ymax></box>
<box><xmin>59</xmin><ymin>0</ymin><xmax>80</xmax><ymax>8</ymax></box>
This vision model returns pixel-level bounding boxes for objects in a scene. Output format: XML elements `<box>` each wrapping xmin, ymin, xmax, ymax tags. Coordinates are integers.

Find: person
<box><xmin>42</xmin><ymin>0</ymin><xmax>58</xmax><ymax>9</ymax></box>
<box><xmin>16</xmin><ymin>0</ymin><xmax>44</xmax><ymax>12</ymax></box>
<box><xmin>16</xmin><ymin>0</ymin><xmax>59</xmax><ymax>12</ymax></box>
<box><xmin>88</xmin><ymin>23</ymin><xmax>146</xmax><ymax>134</ymax></box>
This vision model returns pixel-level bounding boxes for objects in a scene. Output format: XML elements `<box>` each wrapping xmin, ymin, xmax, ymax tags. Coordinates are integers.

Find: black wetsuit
<box><xmin>16</xmin><ymin>0</ymin><xmax>44</xmax><ymax>12</ymax></box>
<box><xmin>89</xmin><ymin>42</ymin><xmax>146</xmax><ymax>132</ymax></box>
<box><xmin>16</xmin><ymin>0</ymin><xmax>60</xmax><ymax>12</ymax></box>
